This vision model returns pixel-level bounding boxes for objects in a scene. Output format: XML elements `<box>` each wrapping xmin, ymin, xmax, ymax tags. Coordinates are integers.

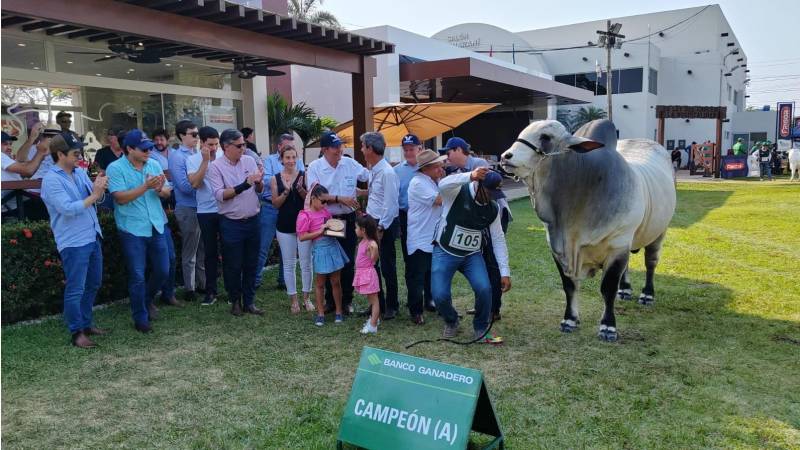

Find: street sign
<box><xmin>337</xmin><ymin>346</ymin><xmax>504</xmax><ymax>450</ymax></box>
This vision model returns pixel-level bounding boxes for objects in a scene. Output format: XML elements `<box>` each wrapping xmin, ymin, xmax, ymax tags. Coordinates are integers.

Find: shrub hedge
<box><xmin>1</xmin><ymin>212</ymin><xmax>183</xmax><ymax>324</ymax></box>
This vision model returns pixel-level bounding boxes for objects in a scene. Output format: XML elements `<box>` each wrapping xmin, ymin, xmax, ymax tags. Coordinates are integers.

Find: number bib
<box><xmin>448</xmin><ymin>225</ymin><xmax>482</xmax><ymax>252</ymax></box>
<box><xmin>438</xmin><ymin>183</ymin><xmax>498</xmax><ymax>257</ymax></box>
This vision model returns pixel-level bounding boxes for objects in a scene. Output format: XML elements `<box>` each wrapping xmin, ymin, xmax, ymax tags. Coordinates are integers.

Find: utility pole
<box><xmin>596</xmin><ymin>20</ymin><xmax>624</xmax><ymax>121</ymax></box>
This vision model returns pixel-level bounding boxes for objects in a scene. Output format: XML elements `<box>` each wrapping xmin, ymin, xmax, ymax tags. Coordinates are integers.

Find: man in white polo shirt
<box><xmin>405</xmin><ymin>149</ymin><xmax>447</xmax><ymax>325</ymax></box>
<box><xmin>305</xmin><ymin>131</ymin><xmax>369</xmax><ymax>314</ymax></box>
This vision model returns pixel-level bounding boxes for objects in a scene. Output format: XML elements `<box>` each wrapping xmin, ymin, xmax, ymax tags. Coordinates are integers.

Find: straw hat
<box><xmin>416</xmin><ymin>149</ymin><xmax>447</xmax><ymax>170</ymax></box>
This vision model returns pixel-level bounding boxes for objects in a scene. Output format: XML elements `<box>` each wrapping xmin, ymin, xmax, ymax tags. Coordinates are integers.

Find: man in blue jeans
<box><xmin>107</xmin><ymin>129</ymin><xmax>173</xmax><ymax>333</ymax></box>
<box><xmin>431</xmin><ymin>167</ymin><xmax>511</xmax><ymax>344</ymax></box>
<box><xmin>256</xmin><ymin>133</ymin><xmax>304</xmax><ymax>288</ymax></box>
<box><xmin>41</xmin><ymin>133</ymin><xmax>109</xmax><ymax>348</ymax></box>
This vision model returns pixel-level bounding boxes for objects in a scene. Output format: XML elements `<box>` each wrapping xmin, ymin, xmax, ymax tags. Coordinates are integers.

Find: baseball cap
<box><xmin>320</xmin><ymin>131</ymin><xmax>342</xmax><ymax>148</ymax></box>
<box><xmin>401</xmin><ymin>134</ymin><xmax>420</xmax><ymax>146</ymax></box>
<box><xmin>2</xmin><ymin>131</ymin><xmax>18</xmax><ymax>143</ymax></box>
<box><xmin>444</xmin><ymin>137</ymin><xmax>470</xmax><ymax>152</ymax></box>
<box><xmin>61</xmin><ymin>131</ymin><xmax>84</xmax><ymax>150</ymax></box>
<box><xmin>122</xmin><ymin>128</ymin><xmax>155</xmax><ymax>151</ymax></box>
<box><xmin>481</xmin><ymin>170</ymin><xmax>506</xmax><ymax>200</ymax></box>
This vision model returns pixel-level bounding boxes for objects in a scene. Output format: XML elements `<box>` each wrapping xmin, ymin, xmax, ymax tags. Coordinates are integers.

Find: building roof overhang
<box><xmin>400</xmin><ymin>57</ymin><xmax>593</xmax><ymax>105</ymax></box>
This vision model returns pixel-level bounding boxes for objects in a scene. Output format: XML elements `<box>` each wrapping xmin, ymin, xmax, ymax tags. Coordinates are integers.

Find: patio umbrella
<box><xmin>329</xmin><ymin>102</ymin><xmax>499</xmax><ymax>147</ymax></box>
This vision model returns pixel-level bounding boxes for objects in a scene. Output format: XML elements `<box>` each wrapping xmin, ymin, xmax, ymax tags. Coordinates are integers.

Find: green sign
<box><xmin>337</xmin><ymin>346</ymin><xmax>504</xmax><ymax>450</ymax></box>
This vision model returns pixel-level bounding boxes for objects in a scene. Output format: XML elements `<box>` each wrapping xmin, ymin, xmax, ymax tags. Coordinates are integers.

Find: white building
<box><xmin>289</xmin><ymin>4</ymin><xmax>748</xmax><ymax>155</ymax></box>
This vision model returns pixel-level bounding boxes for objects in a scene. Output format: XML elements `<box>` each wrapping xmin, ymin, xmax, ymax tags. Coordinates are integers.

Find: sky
<box><xmin>321</xmin><ymin>0</ymin><xmax>800</xmax><ymax>108</ymax></box>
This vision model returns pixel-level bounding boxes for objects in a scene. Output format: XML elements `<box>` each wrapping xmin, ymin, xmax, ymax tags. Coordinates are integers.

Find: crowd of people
<box><xmin>3</xmin><ymin>122</ymin><xmax>513</xmax><ymax>349</ymax></box>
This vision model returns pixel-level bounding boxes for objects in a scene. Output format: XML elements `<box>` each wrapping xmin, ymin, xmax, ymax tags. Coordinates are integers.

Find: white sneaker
<box><xmin>360</xmin><ymin>321</ymin><xmax>378</xmax><ymax>334</ymax></box>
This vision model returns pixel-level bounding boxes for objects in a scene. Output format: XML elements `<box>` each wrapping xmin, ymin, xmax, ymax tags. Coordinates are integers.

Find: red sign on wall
<box><xmin>776</xmin><ymin>102</ymin><xmax>794</xmax><ymax>139</ymax></box>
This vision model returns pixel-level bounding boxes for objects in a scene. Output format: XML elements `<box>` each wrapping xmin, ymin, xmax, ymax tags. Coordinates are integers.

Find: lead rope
<box><xmin>404</xmin><ymin>316</ymin><xmax>496</xmax><ymax>349</ymax></box>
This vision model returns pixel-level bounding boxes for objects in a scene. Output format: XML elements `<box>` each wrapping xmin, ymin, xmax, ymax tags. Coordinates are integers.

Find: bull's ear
<box><xmin>539</xmin><ymin>134</ymin><xmax>555</xmax><ymax>154</ymax></box>
<box><xmin>566</xmin><ymin>136</ymin><xmax>604</xmax><ymax>153</ymax></box>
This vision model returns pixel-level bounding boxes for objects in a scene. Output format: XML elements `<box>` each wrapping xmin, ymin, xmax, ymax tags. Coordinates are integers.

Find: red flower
<box><xmin>22</xmin><ymin>228</ymin><xmax>32</xmax><ymax>239</ymax></box>
<box><xmin>9</xmin><ymin>239</ymin><xmax>17</xmax><ymax>245</ymax></box>
<box><xmin>44</xmin><ymin>260</ymin><xmax>52</xmax><ymax>267</ymax></box>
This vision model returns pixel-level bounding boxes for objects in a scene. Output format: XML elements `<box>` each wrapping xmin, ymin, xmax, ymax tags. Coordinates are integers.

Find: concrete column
<box><xmin>352</xmin><ymin>57</ymin><xmax>376</xmax><ymax>164</ymax></box>
<box><xmin>241</xmin><ymin>76</ymin><xmax>269</xmax><ymax>153</ymax></box>
<box><xmin>546</xmin><ymin>97</ymin><xmax>558</xmax><ymax>120</ymax></box>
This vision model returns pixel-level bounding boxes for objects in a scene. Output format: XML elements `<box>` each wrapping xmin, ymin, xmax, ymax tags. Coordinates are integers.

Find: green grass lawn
<box><xmin>2</xmin><ymin>180</ymin><xmax>799</xmax><ymax>449</ymax></box>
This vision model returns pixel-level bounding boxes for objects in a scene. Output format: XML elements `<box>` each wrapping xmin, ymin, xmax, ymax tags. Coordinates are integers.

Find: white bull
<box><xmin>501</xmin><ymin>119</ymin><xmax>676</xmax><ymax>341</ymax></box>
<box><xmin>789</xmin><ymin>148</ymin><xmax>800</xmax><ymax>181</ymax></box>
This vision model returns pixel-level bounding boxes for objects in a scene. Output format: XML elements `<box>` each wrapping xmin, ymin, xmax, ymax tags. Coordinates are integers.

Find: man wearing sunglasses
<box><xmin>168</xmin><ymin>120</ymin><xmax>206</xmax><ymax>304</ymax></box>
<box><xmin>207</xmin><ymin>129</ymin><xmax>265</xmax><ymax>317</ymax></box>
<box><xmin>107</xmin><ymin>129</ymin><xmax>173</xmax><ymax>333</ymax></box>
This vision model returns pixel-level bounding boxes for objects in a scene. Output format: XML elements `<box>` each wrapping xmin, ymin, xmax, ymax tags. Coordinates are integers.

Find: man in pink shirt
<box><xmin>207</xmin><ymin>129</ymin><xmax>265</xmax><ymax>317</ymax></box>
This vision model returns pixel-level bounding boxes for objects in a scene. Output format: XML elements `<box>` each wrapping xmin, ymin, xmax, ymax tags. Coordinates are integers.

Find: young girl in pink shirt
<box><xmin>297</xmin><ymin>185</ymin><xmax>349</xmax><ymax>326</ymax></box>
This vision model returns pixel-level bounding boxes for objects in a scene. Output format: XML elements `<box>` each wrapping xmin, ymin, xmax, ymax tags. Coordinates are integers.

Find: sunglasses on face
<box><xmin>231</xmin><ymin>143</ymin><xmax>246</xmax><ymax>149</ymax></box>
<box><xmin>189</xmin><ymin>132</ymin><xmax>199</xmax><ymax>138</ymax></box>
<box><xmin>315</xmin><ymin>198</ymin><xmax>327</xmax><ymax>204</ymax></box>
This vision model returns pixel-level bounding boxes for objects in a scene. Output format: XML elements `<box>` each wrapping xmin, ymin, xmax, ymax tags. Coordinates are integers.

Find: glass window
<box><xmin>53</xmin><ymin>42</ymin><xmax>241</xmax><ymax>91</ymax></box>
<box><xmin>618</xmin><ymin>68</ymin><xmax>643</xmax><ymax>94</ymax></box>
<box><xmin>1</xmin><ymin>35</ymin><xmax>46</xmax><ymax>71</ymax></box>
<box><xmin>575</xmin><ymin>72</ymin><xmax>599</xmax><ymax>93</ymax></box>
<box><xmin>162</xmin><ymin>94</ymin><xmax>242</xmax><ymax>135</ymax></box>
<box><xmin>649</xmin><ymin>68</ymin><xmax>658</xmax><ymax>95</ymax></box>
<box><xmin>80</xmin><ymin>86</ymin><xmax>164</xmax><ymax>144</ymax></box>
<box><xmin>555</xmin><ymin>74</ymin><xmax>576</xmax><ymax>87</ymax></box>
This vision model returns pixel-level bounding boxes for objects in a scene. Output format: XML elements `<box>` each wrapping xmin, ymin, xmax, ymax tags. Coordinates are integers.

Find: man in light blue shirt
<box><xmin>168</xmin><ymin>120</ymin><xmax>205</xmax><ymax>302</ymax></box>
<box><xmin>108</xmin><ymin>129</ymin><xmax>173</xmax><ymax>333</ymax></box>
<box><xmin>186</xmin><ymin>126</ymin><xmax>224</xmax><ymax>306</ymax></box>
<box><xmin>255</xmin><ymin>133</ymin><xmax>304</xmax><ymax>288</ymax></box>
<box><xmin>41</xmin><ymin>132</ymin><xmax>108</xmax><ymax>348</ymax></box>
<box><xmin>443</xmin><ymin>137</ymin><xmax>489</xmax><ymax>175</ymax></box>
<box><xmin>394</xmin><ymin>133</ymin><xmax>421</xmax><ymax>265</ymax></box>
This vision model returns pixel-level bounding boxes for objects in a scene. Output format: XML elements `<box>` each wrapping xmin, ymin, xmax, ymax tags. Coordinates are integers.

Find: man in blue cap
<box><xmin>41</xmin><ymin>132</ymin><xmax>109</xmax><ymax>348</ymax></box>
<box><xmin>107</xmin><ymin>129</ymin><xmax>173</xmax><ymax>333</ymax></box>
<box><xmin>442</xmin><ymin>137</ymin><xmax>489</xmax><ymax>175</ymax></box>
<box><xmin>432</xmin><ymin>166</ymin><xmax>511</xmax><ymax>344</ymax></box>
<box><xmin>306</xmin><ymin>131</ymin><xmax>369</xmax><ymax>315</ymax></box>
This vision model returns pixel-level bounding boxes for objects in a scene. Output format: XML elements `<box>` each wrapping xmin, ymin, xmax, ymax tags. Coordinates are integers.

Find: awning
<box><xmin>330</xmin><ymin>102</ymin><xmax>499</xmax><ymax>147</ymax></box>
<box><xmin>400</xmin><ymin>57</ymin><xmax>593</xmax><ymax>105</ymax></box>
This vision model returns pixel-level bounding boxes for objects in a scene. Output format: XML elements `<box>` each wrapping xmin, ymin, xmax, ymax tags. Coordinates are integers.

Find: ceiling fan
<box><xmin>66</xmin><ymin>42</ymin><xmax>172</xmax><ymax>64</ymax></box>
<box><xmin>204</xmin><ymin>62</ymin><xmax>285</xmax><ymax>79</ymax></box>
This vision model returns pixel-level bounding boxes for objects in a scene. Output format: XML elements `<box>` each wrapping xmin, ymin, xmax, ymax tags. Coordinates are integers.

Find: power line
<box><xmin>624</xmin><ymin>5</ymin><xmax>711</xmax><ymax>43</ymax></box>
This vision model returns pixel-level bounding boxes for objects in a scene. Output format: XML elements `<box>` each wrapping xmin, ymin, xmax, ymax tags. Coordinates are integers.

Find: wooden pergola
<box><xmin>656</xmin><ymin>105</ymin><xmax>727</xmax><ymax>178</ymax></box>
<box><xmin>1</xmin><ymin>0</ymin><xmax>394</xmax><ymax>162</ymax></box>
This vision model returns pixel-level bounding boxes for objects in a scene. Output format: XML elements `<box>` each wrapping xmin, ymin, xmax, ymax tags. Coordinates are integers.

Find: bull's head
<box><xmin>500</xmin><ymin>120</ymin><xmax>603</xmax><ymax>180</ymax></box>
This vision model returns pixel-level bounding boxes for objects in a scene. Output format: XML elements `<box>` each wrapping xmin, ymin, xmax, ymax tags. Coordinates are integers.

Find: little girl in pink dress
<box><xmin>353</xmin><ymin>215</ymin><xmax>380</xmax><ymax>334</ymax></box>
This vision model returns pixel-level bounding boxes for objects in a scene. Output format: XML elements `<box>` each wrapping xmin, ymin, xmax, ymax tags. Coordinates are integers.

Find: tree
<box><xmin>572</xmin><ymin>106</ymin><xmax>607</xmax><ymax>132</ymax></box>
<box><xmin>556</xmin><ymin>109</ymin><xmax>576</xmax><ymax>134</ymax></box>
<box><xmin>267</xmin><ymin>92</ymin><xmax>337</xmax><ymax>146</ymax></box>
<box><xmin>288</xmin><ymin>0</ymin><xmax>343</xmax><ymax>30</ymax></box>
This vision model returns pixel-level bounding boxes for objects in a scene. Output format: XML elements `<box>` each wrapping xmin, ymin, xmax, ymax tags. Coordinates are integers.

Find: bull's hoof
<box><xmin>638</xmin><ymin>293</ymin><xmax>655</xmax><ymax>306</ymax></box>
<box><xmin>617</xmin><ymin>288</ymin><xmax>633</xmax><ymax>301</ymax></box>
<box><xmin>560</xmin><ymin>319</ymin><xmax>578</xmax><ymax>333</ymax></box>
<box><xmin>598</xmin><ymin>325</ymin><xmax>618</xmax><ymax>342</ymax></box>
